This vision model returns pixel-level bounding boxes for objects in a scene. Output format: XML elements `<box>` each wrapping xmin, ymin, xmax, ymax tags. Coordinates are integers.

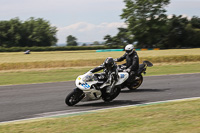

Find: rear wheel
<box><xmin>128</xmin><ymin>75</ymin><xmax>143</xmax><ymax>90</ymax></box>
<box><xmin>65</xmin><ymin>89</ymin><xmax>84</xmax><ymax>106</ymax></box>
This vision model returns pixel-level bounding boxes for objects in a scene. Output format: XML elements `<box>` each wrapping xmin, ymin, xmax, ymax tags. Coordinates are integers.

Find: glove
<box><xmin>121</xmin><ymin>65</ymin><xmax>126</xmax><ymax>69</ymax></box>
<box><xmin>123</xmin><ymin>68</ymin><xmax>131</xmax><ymax>73</ymax></box>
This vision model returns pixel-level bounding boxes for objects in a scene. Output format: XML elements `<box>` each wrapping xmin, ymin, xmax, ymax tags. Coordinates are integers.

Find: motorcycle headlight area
<box><xmin>82</xmin><ymin>74</ymin><xmax>98</xmax><ymax>82</ymax></box>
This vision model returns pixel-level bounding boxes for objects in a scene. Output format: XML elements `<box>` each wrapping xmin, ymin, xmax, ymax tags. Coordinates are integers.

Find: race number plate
<box><xmin>81</xmin><ymin>83</ymin><xmax>90</xmax><ymax>89</ymax></box>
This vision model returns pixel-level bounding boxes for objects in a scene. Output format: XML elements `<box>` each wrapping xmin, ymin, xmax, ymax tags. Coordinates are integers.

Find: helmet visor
<box><xmin>126</xmin><ymin>50</ymin><xmax>132</xmax><ymax>54</ymax></box>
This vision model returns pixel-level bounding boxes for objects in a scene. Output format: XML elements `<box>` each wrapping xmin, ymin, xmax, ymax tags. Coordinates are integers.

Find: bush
<box><xmin>0</xmin><ymin>46</ymin><xmax>124</xmax><ymax>52</ymax></box>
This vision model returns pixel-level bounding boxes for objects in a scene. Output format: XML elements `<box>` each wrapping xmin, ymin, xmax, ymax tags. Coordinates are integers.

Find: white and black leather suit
<box><xmin>90</xmin><ymin>63</ymin><xmax>118</xmax><ymax>80</ymax></box>
<box><xmin>89</xmin><ymin>61</ymin><xmax>118</xmax><ymax>93</ymax></box>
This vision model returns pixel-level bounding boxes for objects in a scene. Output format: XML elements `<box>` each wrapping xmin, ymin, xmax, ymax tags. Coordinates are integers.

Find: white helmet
<box><xmin>125</xmin><ymin>44</ymin><xmax>134</xmax><ymax>55</ymax></box>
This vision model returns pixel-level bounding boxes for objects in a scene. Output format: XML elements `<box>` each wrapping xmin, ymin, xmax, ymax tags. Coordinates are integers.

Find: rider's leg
<box><xmin>93</xmin><ymin>73</ymin><xmax>107</xmax><ymax>90</ymax></box>
<box><xmin>106</xmin><ymin>74</ymin><xmax>118</xmax><ymax>94</ymax></box>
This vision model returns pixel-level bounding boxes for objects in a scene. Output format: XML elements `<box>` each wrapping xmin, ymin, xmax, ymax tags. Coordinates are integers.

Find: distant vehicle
<box><xmin>24</xmin><ymin>50</ymin><xmax>30</xmax><ymax>54</ymax></box>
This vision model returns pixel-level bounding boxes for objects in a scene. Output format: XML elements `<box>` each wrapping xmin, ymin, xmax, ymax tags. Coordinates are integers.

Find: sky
<box><xmin>0</xmin><ymin>0</ymin><xmax>200</xmax><ymax>44</ymax></box>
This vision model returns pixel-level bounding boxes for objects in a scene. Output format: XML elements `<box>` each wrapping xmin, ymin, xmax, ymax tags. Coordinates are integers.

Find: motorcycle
<box><xmin>119</xmin><ymin>60</ymin><xmax>153</xmax><ymax>90</ymax></box>
<box><xmin>65</xmin><ymin>60</ymin><xmax>153</xmax><ymax>106</ymax></box>
<box><xmin>65</xmin><ymin>71</ymin><xmax>127</xmax><ymax>106</ymax></box>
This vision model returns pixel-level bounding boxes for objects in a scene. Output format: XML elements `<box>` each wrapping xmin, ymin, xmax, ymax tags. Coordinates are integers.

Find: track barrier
<box><xmin>96</xmin><ymin>48</ymin><xmax>160</xmax><ymax>52</ymax></box>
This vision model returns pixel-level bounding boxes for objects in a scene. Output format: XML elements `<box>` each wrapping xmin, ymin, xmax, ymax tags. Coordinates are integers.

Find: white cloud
<box><xmin>166</xmin><ymin>0</ymin><xmax>200</xmax><ymax>17</ymax></box>
<box><xmin>0</xmin><ymin>0</ymin><xmax>124</xmax><ymax>19</ymax></box>
<box><xmin>57</xmin><ymin>22</ymin><xmax>126</xmax><ymax>43</ymax></box>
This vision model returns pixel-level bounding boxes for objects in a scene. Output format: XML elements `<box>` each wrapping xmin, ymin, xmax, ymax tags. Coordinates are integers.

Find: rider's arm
<box><xmin>90</xmin><ymin>64</ymin><xmax>104</xmax><ymax>73</ymax></box>
<box><xmin>114</xmin><ymin>53</ymin><xmax>126</xmax><ymax>62</ymax></box>
<box><xmin>128</xmin><ymin>54</ymin><xmax>139</xmax><ymax>70</ymax></box>
<box><xmin>113</xmin><ymin>66</ymin><xmax>119</xmax><ymax>81</ymax></box>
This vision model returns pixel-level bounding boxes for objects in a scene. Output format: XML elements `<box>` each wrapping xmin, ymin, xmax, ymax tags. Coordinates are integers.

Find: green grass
<box><xmin>0</xmin><ymin>68</ymin><xmax>91</xmax><ymax>85</ymax></box>
<box><xmin>1</xmin><ymin>98</ymin><xmax>200</xmax><ymax>133</ymax></box>
<box><xmin>146</xmin><ymin>62</ymin><xmax>200</xmax><ymax>75</ymax></box>
<box><xmin>0</xmin><ymin>62</ymin><xmax>199</xmax><ymax>85</ymax></box>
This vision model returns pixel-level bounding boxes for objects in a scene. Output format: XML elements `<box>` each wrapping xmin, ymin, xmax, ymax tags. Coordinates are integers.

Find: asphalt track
<box><xmin>0</xmin><ymin>73</ymin><xmax>200</xmax><ymax>122</ymax></box>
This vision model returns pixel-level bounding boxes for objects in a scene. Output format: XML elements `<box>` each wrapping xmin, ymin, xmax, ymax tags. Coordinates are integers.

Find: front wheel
<box><xmin>128</xmin><ymin>75</ymin><xmax>143</xmax><ymax>90</ymax></box>
<box><xmin>65</xmin><ymin>89</ymin><xmax>84</xmax><ymax>106</ymax></box>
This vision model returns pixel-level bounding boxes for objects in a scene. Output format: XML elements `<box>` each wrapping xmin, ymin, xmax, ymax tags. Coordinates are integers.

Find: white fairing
<box><xmin>75</xmin><ymin>73</ymin><xmax>101</xmax><ymax>101</ymax></box>
<box><xmin>75</xmin><ymin>72</ymin><xmax>129</xmax><ymax>101</ymax></box>
<box><xmin>116</xmin><ymin>72</ymin><xmax>129</xmax><ymax>85</ymax></box>
<box><xmin>75</xmin><ymin>73</ymin><xmax>98</xmax><ymax>91</ymax></box>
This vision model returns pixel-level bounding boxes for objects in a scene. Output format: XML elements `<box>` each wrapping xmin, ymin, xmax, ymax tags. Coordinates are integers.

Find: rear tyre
<box><xmin>65</xmin><ymin>89</ymin><xmax>84</xmax><ymax>106</ymax></box>
<box><xmin>102</xmin><ymin>87</ymin><xmax>121</xmax><ymax>102</ymax></box>
<box><xmin>128</xmin><ymin>75</ymin><xmax>143</xmax><ymax>90</ymax></box>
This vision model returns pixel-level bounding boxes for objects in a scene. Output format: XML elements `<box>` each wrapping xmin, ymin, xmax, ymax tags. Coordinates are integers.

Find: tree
<box><xmin>104</xmin><ymin>35</ymin><xmax>113</xmax><ymax>45</ymax></box>
<box><xmin>82</xmin><ymin>43</ymin><xmax>87</xmax><ymax>46</ymax></box>
<box><xmin>0</xmin><ymin>18</ymin><xmax>22</xmax><ymax>47</ymax></box>
<box><xmin>190</xmin><ymin>16</ymin><xmax>200</xmax><ymax>29</ymax></box>
<box><xmin>161</xmin><ymin>15</ymin><xmax>189</xmax><ymax>48</ymax></box>
<box><xmin>184</xmin><ymin>16</ymin><xmax>200</xmax><ymax>48</ymax></box>
<box><xmin>104</xmin><ymin>0</ymin><xmax>200</xmax><ymax>49</ymax></box>
<box><xmin>115</xmin><ymin>27</ymin><xmax>134</xmax><ymax>45</ymax></box>
<box><xmin>104</xmin><ymin>27</ymin><xmax>134</xmax><ymax>46</ymax></box>
<box><xmin>22</xmin><ymin>17</ymin><xmax>57</xmax><ymax>47</ymax></box>
<box><xmin>0</xmin><ymin>17</ymin><xmax>57</xmax><ymax>47</ymax></box>
<box><xmin>92</xmin><ymin>41</ymin><xmax>100</xmax><ymax>45</ymax></box>
<box><xmin>104</xmin><ymin>34</ymin><xmax>120</xmax><ymax>46</ymax></box>
<box><xmin>121</xmin><ymin>0</ymin><xmax>170</xmax><ymax>48</ymax></box>
<box><xmin>66</xmin><ymin>35</ymin><xmax>78</xmax><ymax>46</ymax></box>
<box><xmin>160</xmin><ymin>15</ymin><xmax>200</xmax><ymax>48</ymax></box>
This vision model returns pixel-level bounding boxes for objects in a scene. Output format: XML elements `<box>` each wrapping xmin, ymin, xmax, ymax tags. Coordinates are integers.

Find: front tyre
<box><xmin>65</xmin><ymin>89</ymin><xmax>84</xmax><ymax>106</ymax></box>
<box><xmin>128</xmin><ymin>75</ymin><xmax>143</xmax><ymax>90</ymax></box>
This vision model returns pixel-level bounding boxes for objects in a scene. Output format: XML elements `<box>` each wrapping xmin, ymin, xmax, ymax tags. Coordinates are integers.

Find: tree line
<box><xmin>1</xmin><ymin>0</ymin><xmax>200</xmax><ymax>49</ymax></box>
<box><xmin>0</xmin><ymin>17</ymin><xmax>57</xmax><ymax>47</ymax></box>
<box><xmin>104</xmin><ymin>0</ymin><xmax>200</xmax><ymax>49</ymax></box>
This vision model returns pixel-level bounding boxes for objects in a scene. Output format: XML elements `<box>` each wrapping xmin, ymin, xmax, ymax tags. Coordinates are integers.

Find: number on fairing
<box><xmin>81</xmin><ymin>83</ymin><xmax>90</xmax><ymax>89</ymax></box>
<box><xmin>120</xmin><ymin>74</ymin><xmax>125</xmax><ymax>78</ymax></box>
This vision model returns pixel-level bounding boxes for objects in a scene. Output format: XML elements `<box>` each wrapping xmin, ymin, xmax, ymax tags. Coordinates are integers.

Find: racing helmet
<box><xmin>125</xmin><ymin>44</ymin><xmax>134</xmax><ymax>55</ymax></box>
<box><xmin>104</xmin><ymin>57</ymin><xmax>115</xmax><ymax>70</ymax></box>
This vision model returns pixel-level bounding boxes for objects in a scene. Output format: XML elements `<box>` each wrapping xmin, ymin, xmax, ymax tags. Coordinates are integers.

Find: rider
<box><xmin>89</xmin><ymin>57</ymin><xmax>118</xmax><ymax>94</ymax></box>
<box><xmin>114</xmin><ymin>44</ymin><xmax>139</xmax><ymax>80</ymax></box>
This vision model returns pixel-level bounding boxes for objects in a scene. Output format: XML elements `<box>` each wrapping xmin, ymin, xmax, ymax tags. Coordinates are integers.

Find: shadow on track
<box><xmin>121</xmin><ymin>88</ymin><xmax>171</xmax><ymax>93</ymax></box>
<box><xmin>75</xmin><ymin>100</ymin><xmax>145</xmax><ymax>107</ymax></box>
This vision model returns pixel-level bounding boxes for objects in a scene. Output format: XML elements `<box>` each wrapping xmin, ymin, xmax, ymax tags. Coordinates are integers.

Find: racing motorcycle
<box><xmin>120</xmin><ymin>60</ymin><xmax>153</xmax><ymax>90</ymax></box>
<box><xmin>65</xmin><ymin>71</ymin><xmax>127</xmax><ymax>106</ymax></box>
<box><xmin>65</xmin><ymin>60</ymin><xmax>153</xmax><ymax>106</ymax></box>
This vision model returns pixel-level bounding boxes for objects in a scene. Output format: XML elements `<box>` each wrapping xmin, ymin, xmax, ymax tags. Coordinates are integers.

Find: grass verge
<box><xmin>1</xmin><ymin>55</ymin><xmax>200</xmax><ymax>71</ymax></box>
<box><xmin>1</xmin><ymin>98</ymin><xmax>200</xmax><ymax>133</ymax></box>
<box><xmin>0</xmin><ymin>62</ymin><xmax>199</xmax><ymax>86</ymax></box>
<box><xmin>1</xmin><ymin>48</ymin><xmax>200</xmax><ymax>70</ymax></box>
